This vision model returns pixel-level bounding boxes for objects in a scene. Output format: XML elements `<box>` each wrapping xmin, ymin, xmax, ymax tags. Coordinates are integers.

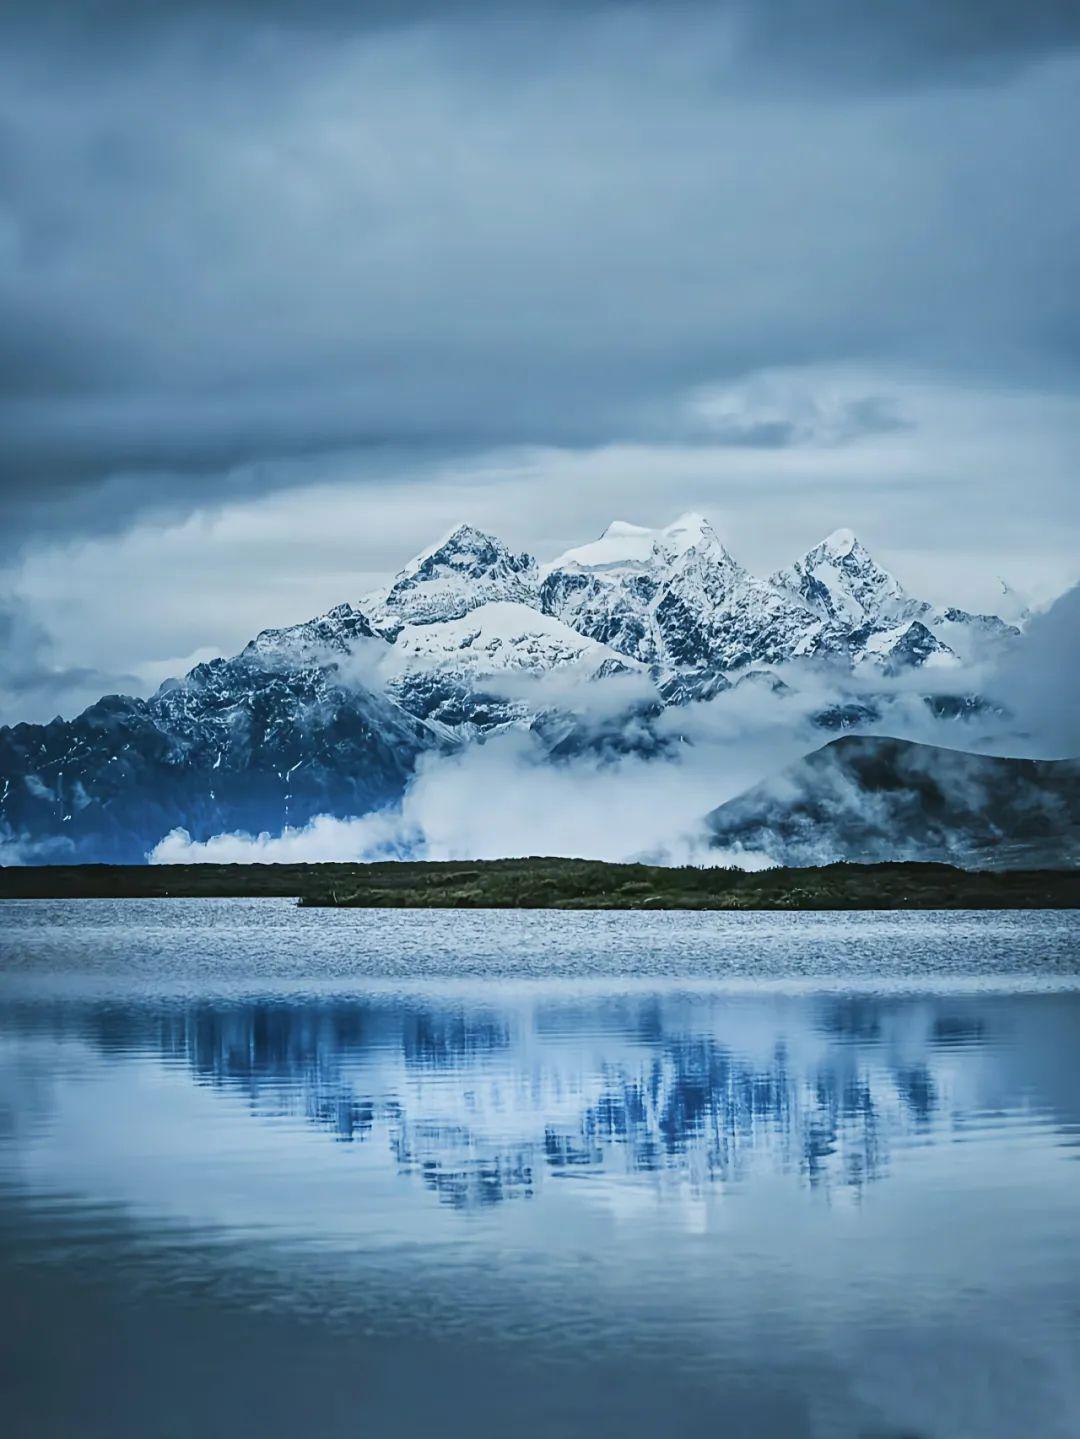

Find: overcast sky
<box><xmin>1</xmin><ymin>1</ymin><xmax>1078</xmax><ymax>723</ymax></box>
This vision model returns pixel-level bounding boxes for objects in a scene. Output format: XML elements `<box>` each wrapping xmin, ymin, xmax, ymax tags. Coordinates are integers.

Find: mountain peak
<box><xmin>818</xmin><ymin>527</ymin><xmax>859</xmax><ymax>558</ymax></box>
<box><xmin>771</xmin><ymin>529</ymin><xmax>925</xmax><ymax>629</ymax></box>
<box><xmin>548</xmin><ymin>512</ymin><xmax>725</xmax><ymax>575</ymax></box>
<box><xmin>599</xmin><ymin>519</ymin><xmax>652</xmax><ymax>540</ymax></box>
<box><xmin>667</xmin><ymin>510</ymin><xmax>711</xmax><ymax>536</ymax></box>
<box><xmin>400</xmin><ymin>522</ymin><xmax>512</xmax><ymax>575</ymax></box>
<box><xmin>363</xmin><ymin>523</ymin><xmax>539</xmax><ymax>636</ymax></box>
<box><xmin>439</xmin><ymin>521</ymin><xmax>487</xmax><ymax>547</ymax></box>
<box><xmin>661</xmin><ymin>511</ymin><xmax>720</xmax><ymax>557</ymax></box>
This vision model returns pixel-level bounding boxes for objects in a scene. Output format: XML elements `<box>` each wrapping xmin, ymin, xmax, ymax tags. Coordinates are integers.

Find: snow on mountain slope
<box><xmin>544</xmin><ymin>512</ymin><xmax>719</xmax><ymax>574</ymax></box>
<box><xmin>541</xmin><ymin>512</ymin><xmax>834</xmax><ymax>672</ymax></box>
<box><xmin>242</xmin><ymin>603</ymin><xmax>384</xmax><ymax>670</ymax></box>
<box><xmin>652</xmin><ymin>543</ymin><xmax>831</xmax><ymax>671</ymax></box>
<box><xmin>851</xmin><ymin>619</ymin><xmax>958</xmax><ymax>675</ymax></box>
<box><xmin>771</xmin><ymin>529</ymin><xmax>1018</xmax><ymax>664</ymax></box>
<box><xmin>932</xmin><ymin>607</ymin><xmax>1021</xmax><ymax>663</ymax></box>
<box><xmin>382</xmin><ymin>601</ymin><xmax>648</xmax><ymax>734</ymax></box>
<box><xmin>542</xmin><ymin>513</ymin><xmax>730</xmax><ymax>666</ymax></box>
<box><xmin>770</xmin><ymin>529</ymin><xmax>928</xmax><ymax>629</ymax></box>
<box><xmin>390</xmin><ymin>601</ymin><xmax>639</xmax><ymax>679</ymax></box>
<box><xmin>363</xmin><ymin>524</ymin><xmax>539</xmax><ymax>637</ymax></box>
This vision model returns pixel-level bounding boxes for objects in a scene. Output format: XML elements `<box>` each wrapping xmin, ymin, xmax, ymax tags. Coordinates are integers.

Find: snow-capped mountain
<box><xmin>844</xmin><ymin>618</ymin><xmax>956</xmax><ymax>677</ymax></box>
<box><xmin>391</xmin><ymin>602</ymin><xmax>635</xmax><ymax>680</ymax></box>
<box><xmin>540</xmin><ymin>513</ymin><xmax>828</xmax><ymax>672</ymax></box>
<box><xmin>0</xmin><ymin>643</ymin><xmax>447</xmax><ymax>863</ymax></box>
<box><xmin>359</xmin><ymin>514</ymin><xmax>1013</xmax><ymax>696</ymax></box>
<box><xmin>537</xmin><ymin>512</ymin><xmax>1003</xmax><ymax>678</ymax></box>
<box><xmin>770</xmin><ymin>528</ymin><xmax>928</xmax><ymax>628</ymax></box>
<box><xmin>241</xmin><ymin>602</ymin><xmax>382</xmax><ymax>669</ymax></box>
<box><xmin>539</xmin><ymin>513</ymin><xmax>738</xmax><ymax>666</ymax></box>
<box><xmin>931</xmin><ymin>607</ymin><xmax>1021</xmax><ymax>662</ymax></box>
<box><xmin>0</xmin><ymin>511</ymin><xmax>1025</xmax><ymax>862</ymax></box>
<box><xmin>771</xmin><ymin>529</ymin><xmax>1017</xmax><ymax>667</ymax></box>
<box><xmin>363</xmin><ymin>524</ymin><xmax>539</xmax><ymax>638</ymax></box>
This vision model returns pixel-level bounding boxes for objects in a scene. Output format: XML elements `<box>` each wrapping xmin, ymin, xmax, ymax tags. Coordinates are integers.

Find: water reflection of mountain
<box><xmin>8</xmin><ymin>990</ymin><xmax>1041</xmax><ymax>1203</ymax></box>
<box><xmin>1</xmin><ymin>994</ymin><xmax>1014</xmax><ymax>1208</ymax></box>
<box><xmin>6</xmin><ymin>995</ymin><xmax>989</xmax><ymax>1197</ymax></box>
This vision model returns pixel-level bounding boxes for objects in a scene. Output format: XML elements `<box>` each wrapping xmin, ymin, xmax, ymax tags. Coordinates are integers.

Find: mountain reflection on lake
<box><xmin>1</xmin><ymin>903</ymin><xmax>1078</xmax><ymax>1439</ymax></box>
<box><xmin>4</xmin><ymin>992</ymin><xmax>1014</xmax><ymax>1206</ymax></box>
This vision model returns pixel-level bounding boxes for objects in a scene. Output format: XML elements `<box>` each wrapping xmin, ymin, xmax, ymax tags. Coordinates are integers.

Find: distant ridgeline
<box><xmin>2</xmin><ymin>514</ymin><xmax>1070</xmax><ymax>869</ymax></box>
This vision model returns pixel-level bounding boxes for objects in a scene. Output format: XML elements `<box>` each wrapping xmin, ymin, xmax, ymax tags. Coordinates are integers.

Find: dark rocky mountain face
<box><xmin>706</xmin><ymin>735</ymin><xmax>1080</xmax><ymax>869</ymax></box>
<box><xmin>239</xmin><ymin>602</ymin><xmax>379</xmax><ymax>667</ymax></box>
<box><xmin>0</xmin><ymin>656</ymin><xmax>445</xmax><ymax>863</ymax></box>
<box><xmin>537</xmin><ymin>569</ymin><xmax>660</xmax><ymax>663</ymax></box>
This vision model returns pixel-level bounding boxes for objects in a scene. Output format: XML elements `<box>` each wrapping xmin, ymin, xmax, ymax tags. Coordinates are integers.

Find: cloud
<box><xmin>148</xmin><ymin>735</ymin><xmax>778</xmax><ymax>871</ymax></box>
<box><xmin>146</xmin><ymin>671</ymin><xmax>828</xmax><ymax>867</ymax></box>
<box><xmin>146</xmin><ymin>669</ymin><xmax>886</xmax><ymax>868</ymax></box>
<box><xmin>683</xmin><ymin>371</ymin><xmax>914</xmax><ymax>448</ymax></box>
<box><xmin>989</xmin><ymin>584</ymin><xmax>1080</xmax><ymax>757</ymax></box>
<box><xmin>0</xmin><ymin>3</ymin><xmax>1077</xmax><ymax>556</ymax></box>
<box><xmin>0</xmin><ymin>594</ymin><xmax>138</xmax><ymax>726</ymax></box>
<box><xmin>727</xmin><ymin>1</ymin><xmax>1080</xmax><ymax>89</ymax></box>
<box><xmin>150</xmin><ymin>809</ymin><xmax>419</xmax><ymax>867</ymax></box>
<box><xmin>10</xmin><ymin>3</ymin><xmax>1080</xmax><ymax>87</ymax></box>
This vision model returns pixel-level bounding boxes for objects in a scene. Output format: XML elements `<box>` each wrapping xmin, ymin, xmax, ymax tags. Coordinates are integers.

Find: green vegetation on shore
<box><xmin>1</xmin><ymin>858</ymin><xmax>1076</xmax><ymax>909</ymax></box>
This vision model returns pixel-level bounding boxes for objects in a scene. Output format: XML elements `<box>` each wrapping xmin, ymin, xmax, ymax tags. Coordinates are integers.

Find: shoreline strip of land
<box><xmin>1</xmin><ymin>859</ymin><xmax>1077</xmax><ymax>910</ymax></box>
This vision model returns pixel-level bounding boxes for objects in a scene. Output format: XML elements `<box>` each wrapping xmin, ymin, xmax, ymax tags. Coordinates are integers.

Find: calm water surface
<box><xmin>1</xmin><ymin>901</ymin><xmax>1078</xmax><ymax>1439</ymax></box>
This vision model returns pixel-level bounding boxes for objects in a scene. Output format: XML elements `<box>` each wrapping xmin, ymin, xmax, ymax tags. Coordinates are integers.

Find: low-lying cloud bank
<box><xmin>151</xmin><ymin>727</ymin><xmax>774</xmax><ymax>870</ymax></box>
<box><xmin>145</xmin><ymin>664</ymin><xmax>990</xmax><ymax>868</ymax></box>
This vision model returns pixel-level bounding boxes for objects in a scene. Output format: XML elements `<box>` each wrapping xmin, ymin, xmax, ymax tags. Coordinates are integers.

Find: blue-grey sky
<box><xmin>1</xmin><ymin>1</ymin><xmax>1078</xmax><ymax>721</ymax></box>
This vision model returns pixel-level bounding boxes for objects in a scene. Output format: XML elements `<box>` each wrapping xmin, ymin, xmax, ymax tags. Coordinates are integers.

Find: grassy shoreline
<box><xmin>1</xmin><ymin>858</ymin><xmax>1077</xmax><ymax>909</ymax></box>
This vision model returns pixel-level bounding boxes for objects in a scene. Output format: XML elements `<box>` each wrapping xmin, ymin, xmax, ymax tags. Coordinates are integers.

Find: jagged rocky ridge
<box><xmin>360</xmin><ymin>515</ymin><xmax>1016</xmax><ymax>730</ymax></box>
<box><xmin>367</xmin><ymin>515</ymin><xmax>1016</xmax><ymax>685</ymax></box>
<box><xmin>0</xmin><ymin>515</ymin><xmax>1023</xmax><ymax>862</ymax></box>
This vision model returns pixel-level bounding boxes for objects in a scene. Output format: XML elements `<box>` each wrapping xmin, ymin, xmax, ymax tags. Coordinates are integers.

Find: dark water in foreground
<box><xmin>1</xmin><ymin>902</ymin><xmax>1078</xmax><ymax>1439</ymax></box>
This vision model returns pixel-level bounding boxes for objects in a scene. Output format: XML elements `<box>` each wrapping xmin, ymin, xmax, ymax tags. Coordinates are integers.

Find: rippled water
<box><xmin>1</xmin><ymin>901</ymin><xmax>1078</xmax><ymax>1438</ymax></box>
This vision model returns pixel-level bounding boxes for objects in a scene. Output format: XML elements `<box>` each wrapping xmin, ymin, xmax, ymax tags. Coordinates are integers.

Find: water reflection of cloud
<box><xmin>2</xmin><ymin>990</ymin><xmax>1070</xmax><ymax>1213</ymax></box>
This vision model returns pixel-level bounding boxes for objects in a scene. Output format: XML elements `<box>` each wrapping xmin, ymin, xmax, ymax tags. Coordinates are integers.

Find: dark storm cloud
<box><xmin>732</xmin><ymin>1</ymin><xmax>1080</xmax><ymax>88</ymax></box>
<box><xmin>0</xmin><ymin>596</ymin><xmax>137</xmax><ymax>725</ymax></box>
<box><xmin>12</xmin><ymin>2</ymin><xmax>1080</xmax><ymax>83</ymax></box>
<box><xmin>1</xmin><ymin>0</ymin><xmax>1078</xmax><ymax>551</ymax></box>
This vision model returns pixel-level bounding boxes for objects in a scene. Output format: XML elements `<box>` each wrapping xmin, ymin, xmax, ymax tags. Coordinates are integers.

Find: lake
<box><xmin>1</xmin><ymin>901</ymin><xmax>1078</xmax><ymax>1438</ymax></box>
